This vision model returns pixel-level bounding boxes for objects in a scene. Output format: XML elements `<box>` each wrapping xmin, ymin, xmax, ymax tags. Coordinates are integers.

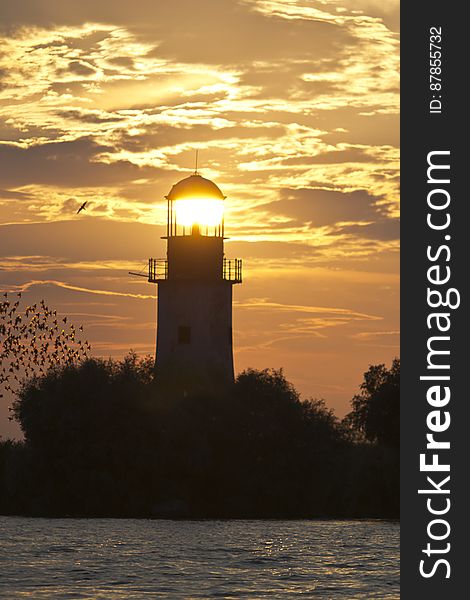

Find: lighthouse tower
<box><xmin>148</xmin><ymin>171</ymin><xmax>242</xmax><ymax>390</ymax></box>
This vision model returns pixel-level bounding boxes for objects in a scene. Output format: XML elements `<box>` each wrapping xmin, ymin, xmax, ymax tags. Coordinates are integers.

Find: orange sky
<box><xmin>0</xmin><ymin>0</ymin><xmax>399</xmax><ymax>438</ymax></box>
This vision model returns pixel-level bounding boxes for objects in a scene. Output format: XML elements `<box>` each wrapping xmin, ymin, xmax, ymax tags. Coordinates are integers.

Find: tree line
<box><xmin>0</xmin><ymin>355</ymin><xmax>399</xmax><ymax>518</ymax></box>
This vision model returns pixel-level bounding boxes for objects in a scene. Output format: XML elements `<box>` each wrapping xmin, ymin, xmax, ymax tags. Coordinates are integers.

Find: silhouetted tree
<box><xmin>344</xmin><ymin>359</ymin><xmax>400</xmax><ymax>448</ymax></box>
<box><xmin>339</xmin><ymin>359</ymin><xmax>400</xmax><ymax>517</ymax></box>
<box><xmin>0</xmin><ymin>356</ymin><xmax>399</xmax><ymax>519</ymax></box>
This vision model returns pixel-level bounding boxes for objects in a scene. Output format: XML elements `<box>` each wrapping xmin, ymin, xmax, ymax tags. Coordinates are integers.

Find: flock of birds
<box><xmin>0</xmin><ymin>292</ymin><xmax>91</xmax><ymax>420</ymax></box>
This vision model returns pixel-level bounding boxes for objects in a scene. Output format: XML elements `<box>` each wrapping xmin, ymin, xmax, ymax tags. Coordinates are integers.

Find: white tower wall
<box><xmin>156</xmin><ymin>280</ymin><xmax>234</xmax><ymax>386</ymax></box>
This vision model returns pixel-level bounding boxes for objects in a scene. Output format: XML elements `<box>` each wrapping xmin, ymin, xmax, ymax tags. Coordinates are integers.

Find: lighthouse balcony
<box><xmin>223</xmin><ymin>258</ymin><xmax>242</xmax><ymax>283</ymax></box>
<box><xmin>148</xmin><ymin>257</ymin><xmax>242</xmax><ymax>283</ymax></box>
<box><xmin>148</xmin><ymin>258</ymin><xmax>168</xmax><ymax>282</ymax></box>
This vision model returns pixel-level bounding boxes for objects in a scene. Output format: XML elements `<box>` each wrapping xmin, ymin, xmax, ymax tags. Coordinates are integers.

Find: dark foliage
<box><xmin>0</xmin><ymin>356</ymin><xmax>399</xmax><ymax>518</ymax></box>
<box><xmin>344</xmin><ymin>358</ymin><xmax>400</xmax><ymax>448</ymax></box>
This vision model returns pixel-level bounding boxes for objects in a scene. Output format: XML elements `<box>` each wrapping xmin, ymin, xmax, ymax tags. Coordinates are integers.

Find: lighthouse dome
<box><xmin>166</xmin><ymin>174</ymin><xmax>225</xmax><ymax>201</ymax></box>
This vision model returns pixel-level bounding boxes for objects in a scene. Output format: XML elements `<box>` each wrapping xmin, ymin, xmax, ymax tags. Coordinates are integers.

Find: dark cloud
<box><xmin>67</xmin><ymin>60</ymin><xmax>96</xmax><ymax>77</ymax></box>
<box><xmin>0</xmin><ymin>188</ymin><xmax>32</xmax><ymax>200</ymax></box>
<box><xmin>261</xmin><ymin>188</ymin><xmax>384</xmax><ymax>228</ymax></box>
<box><xmin>0</xmin><ymin>117</ymin><xmax>65</xmax><ymax>143</ymax></box>
<box><xmin>48</xmin><ymin>81</ymin><xmax>90</xmax><ymax>97</ymax></box>
<box><xmin>1</xmin><ymin>0</ymin><xmax>351</xmax><ymax>64</ymax></box>
<box><xmin>0</xmin><ymin>138</ymin><xmax>162</xmax><ymax>187</ymax></box>
<box><xmin>0</xmin><ymin>67</ymin><xmax>8</xmax><ymax>91</ymax></box>
<box><xmin>257</xmin><ymin>188</ymin><xmax>400</xmax><ymax>241</ymax></box>
<box><xmin>55</xmin><ymin>109</ymin><xmax>127</xmax><ymax>124</ymax></box>
<box><xmin>238</xmin><ymin>60</ymin><xmax>343</xmax><ymax>99</ymax></box>
<box><xmin>335</xmin><ymin>219</ymin><xmax>399</xmax><ymax>241</ymax></box>
<box><xmin>116</xmin><ymin>122</ymin><xmax>286</xmax><ymax>153</ymax></box>
<box><xmin>108</xmin><ymin>57</ymin><xmax>135</xmax><ymax>69</ymax></box>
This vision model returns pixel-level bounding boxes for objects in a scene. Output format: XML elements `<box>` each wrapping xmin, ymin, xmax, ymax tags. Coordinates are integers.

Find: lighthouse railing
<box><xmin>148</xmin><ymin>258</ymin><xmax>168</xmax><ymax>282</ymax></box>
<box><xmin>223</xmin><ymin>258</ymin><xmax>242</xmax><ymax>283</ymax></box>
<box><xmin>148</xmin><ymin>257</ymin><xmax>242</xmax><ymax>283</ymax></box>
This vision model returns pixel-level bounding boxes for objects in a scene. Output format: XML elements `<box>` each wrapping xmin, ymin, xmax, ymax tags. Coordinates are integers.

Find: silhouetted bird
<box><xmin>77</xmin><ymin>201</ymin><xmax>87</xmax><ymax>214</ymax></box>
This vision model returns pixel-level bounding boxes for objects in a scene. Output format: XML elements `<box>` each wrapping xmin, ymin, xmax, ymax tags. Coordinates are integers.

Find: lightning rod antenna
<box><xmin>194</xmin><ymin>149</ymin><xmax>199</xmax><ymax>175</ymax></box>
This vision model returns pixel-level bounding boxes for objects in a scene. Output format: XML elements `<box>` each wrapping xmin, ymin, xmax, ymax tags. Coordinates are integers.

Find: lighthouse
<box><xmin>147</xmin><ymin>170</ymin><xmax>242</xmax><ymax>391</ymax></box>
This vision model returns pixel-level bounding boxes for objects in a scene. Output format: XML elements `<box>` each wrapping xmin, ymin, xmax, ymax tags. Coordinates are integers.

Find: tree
<box><xmin>345</xmin><ymin>358</ymin><xmax>400</xmax><ymax>448</ymax></box>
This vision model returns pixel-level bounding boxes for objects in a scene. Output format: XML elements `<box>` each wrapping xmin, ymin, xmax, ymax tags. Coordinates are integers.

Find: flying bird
<box><xmin>76</xmin><ymin>201</ymin><xmax>88</xmax><ymax>214</ymax></box>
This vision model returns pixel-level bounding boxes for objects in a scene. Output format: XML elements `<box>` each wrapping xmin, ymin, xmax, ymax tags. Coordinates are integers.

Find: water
<box><xmin>0</xmin><ymin>517</ymin><xmax>399</xmax><ymax>599</ymax></box>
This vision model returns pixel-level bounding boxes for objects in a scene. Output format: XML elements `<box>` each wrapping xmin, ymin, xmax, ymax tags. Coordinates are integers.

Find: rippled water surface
<box><xmin>0</xmin><ymin>517</ymin><xmax>399</xmax><ymax>599</ymax></box>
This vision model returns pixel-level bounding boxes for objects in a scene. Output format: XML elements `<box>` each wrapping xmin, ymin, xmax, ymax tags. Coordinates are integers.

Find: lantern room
<box><xmin>166</xmin><ymin>173</ymin><xmax>225</xmax><ymax>238</ymax></box>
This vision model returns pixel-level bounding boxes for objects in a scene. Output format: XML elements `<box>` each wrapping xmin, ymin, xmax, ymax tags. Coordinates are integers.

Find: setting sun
<box><xmin>174</xmin><ymin>198</ymin><xmax>224</xmax><ymax>229</ymax></box>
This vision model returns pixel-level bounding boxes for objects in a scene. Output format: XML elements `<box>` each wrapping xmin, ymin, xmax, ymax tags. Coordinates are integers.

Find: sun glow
<box><xmin>174</xmin><ymin>197</ymin><xmax>224</xmax><ymax>228</ymax></box>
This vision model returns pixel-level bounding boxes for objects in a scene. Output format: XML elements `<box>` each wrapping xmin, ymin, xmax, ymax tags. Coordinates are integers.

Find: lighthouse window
<box><xmin>178</xmin><ymin>326</ymin><xmax>191</xmax><ymax>344</ymax></box>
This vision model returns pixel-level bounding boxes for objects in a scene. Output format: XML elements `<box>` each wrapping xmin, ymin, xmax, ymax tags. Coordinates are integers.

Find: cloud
<box><xmin>0</xmin><ymin>188</ymin><xmax>33</xmax><ymax>200</ymax></box>
<box><xmin>0</xmin><ymin>220</ymin><xmax>166</xmax><ymax>262</ymax></box>
<box><xmin>54</xmin><ymin>109</ymin><xmax>128</xmax><ymax>124</ymax></box>
<box><xmin>260</xmin><ymin>188</ymin><xmax>383</xmax><ymax>227</ymax></box>
<box><xmin>20</xmin><ymin>279</ymin><xmax>155</xmax><ymax>300</ymax></box>
<box><xmin>352</xmin><ymin>330</ymin><xmax>399</xmax><ymax>340</ymax></box>
<box><xmin>236</xmin><ymin>297</ymin><xmax>381</xmax><ymax>321</ymax></box>
<box><xmin>0</xmin><ymin>138</ymin><xmax>162</xmax><ymax>188</ymax></box>
<box><xmin>281</xmin><ymin>147</ymin><xmax>372</xmax><ymax>166</ymax></box>
<box><xmin>246</xmin><ymin>187</ymin><xmax>400</xmax><ymax>242</ymax></box>
<box><xmin>67</xmin><ymin>60</ymin><xmax>97</xmax><ymax>77</ymax></box>
<box><xmin>335</xmin><ymin>219</ymin><xmax>399</xmax><ymax>241</ymax></box>
<box><xmin>1</xmin><ymin>1</ymin><xmax>352</xmax><ymax>63</ymax></box>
